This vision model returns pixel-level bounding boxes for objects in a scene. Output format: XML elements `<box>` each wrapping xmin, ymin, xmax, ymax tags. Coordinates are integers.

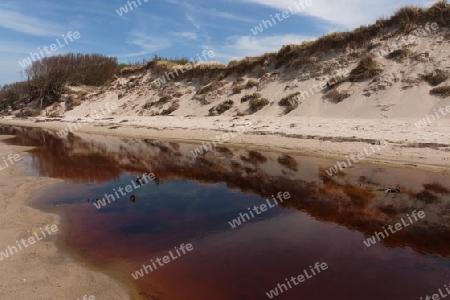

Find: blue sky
<box><xmin>0</xmin><ymin>0</ymin><xmax>435</xmax><ymax>85</ymax></box>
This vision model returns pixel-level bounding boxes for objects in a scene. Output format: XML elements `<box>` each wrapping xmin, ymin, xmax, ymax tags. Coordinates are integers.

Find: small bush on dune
<box><xmin>209</xmin><ymin>100</ymin><xmax>234</xmax><ymax>116</ymax></box>
<box><xmin>173</xmin><ymin>91</ymin><xmax>184</xmax><ymax>98</ymax></box>
<box><xmin>159</xmin><ymin>94</ymin><xmax>173</xmax><ymax>103</ymax></box>
<box><xmin>245</xmin><ymin>79</ymin><xmax>259</xmax><ymax>88</ymax></box>
<box><xmin>323</xmin><ymin>88</ymin><xmax>351</xmax><ymax>103</ymax></box>
<box><xmin>143</xmin><ymin>94</ymin><xmax>173</xmax><ymax>109</ymax></box>
<box><xmin>241</xmin><ymin>93</ymin><xmax>261</xmax><ymax>103</ymax></box>
<box><xmin>278</xmin><ymin>93</ymin><xmax>300</xmax><ymax>114</ymax></box>
<box><xmin>196</xmin><ymin>81</ymin><xmax>228</xmax><ymax>95</ymax></box>
<box><xmin>424</xmin><ymin>69</ymin><xmax>449</xmax><ymax>86</ymax></box>
<box><xmin>250</xmin><ymin>97</ymin><xmax>269</xmax><ymax>112</ymax></box>
<box><xmin>387</xmin><ymin>48</ymin><xmax>412</xmax><ymax>61</ymax></box>
<box><xmin>430</xmin><ymin>86</ymin><xmax>450</xmax><ymax>97</ymax></box>
<box><xmin>349</xmin><ymin>55</ymin><xmax>383</xmax><ymax>82</ymax></box>
<box><xmin>161</xmin><ymin>101</ymin><xmax>180</xmax><ymax>115</ymax></box>
<box><xmin>232</xmin><ymin>84</ymin><xmax>244</xmax><ymax>94</ymax></box>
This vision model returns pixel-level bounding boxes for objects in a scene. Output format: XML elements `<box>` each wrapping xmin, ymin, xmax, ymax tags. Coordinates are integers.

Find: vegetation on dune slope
<box><xmin>0</xmin><ymin>1</ymin><xmax>449</xmax><ymax>115</ymax></box>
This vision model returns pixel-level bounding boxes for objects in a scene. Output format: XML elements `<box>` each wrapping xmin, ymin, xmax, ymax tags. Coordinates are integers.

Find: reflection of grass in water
<box><xmin>415</xmin><ymin>190</ymin><xmax>438</xmax><ymax>204</ymax></box>
<box><xmin>240</xmin><ymin>151</ymin><xmax>267</xmax><ymax>165</ymax></box>
<box><xmin>277</xmin><ymin>154</ymin><xmax>298</xmax><ymax>171</ymax></box>
<box><xmin>342</xmin><ymin>184</ymin><xmax>373</xmax><ymax>207</ymax></box>
<box><xmin>423</xmin><ymin>182</ymin><xmax>450</xmax><ymax>194</ymax></box>
<box><xmin>318</xmin><ymin>167</ymin><xmax>374</xmax><ymax>208</ymax></box>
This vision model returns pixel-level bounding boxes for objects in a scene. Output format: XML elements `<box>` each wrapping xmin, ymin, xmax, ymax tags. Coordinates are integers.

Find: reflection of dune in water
<box><xmin>2</xmin><ymin>125</ymin><xmax>450</xmax><ymax>258</ymax></box>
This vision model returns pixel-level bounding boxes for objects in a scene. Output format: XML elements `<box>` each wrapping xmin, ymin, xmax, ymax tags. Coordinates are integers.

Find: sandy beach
<box><xmin>0</xmin><ymin>136</ymin><xmax>132</xmax><ymax>300</ymax></box>
<box><xmin>1</xmin><ymin>116</ymin><xmax>449</xmax><ymax>174</ymax></box>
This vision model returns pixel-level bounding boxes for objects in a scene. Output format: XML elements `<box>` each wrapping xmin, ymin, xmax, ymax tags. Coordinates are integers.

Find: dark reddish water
<box><xmin>1</xmin><ymin>125</ymin><xmax>450</xmax><ymax>300</ymax></box>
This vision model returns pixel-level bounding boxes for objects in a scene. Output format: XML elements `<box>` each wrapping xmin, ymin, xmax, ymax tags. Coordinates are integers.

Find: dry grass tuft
<box><xmin>423</xmin><ymin>182</ymin><xmax>450</xmax><ymax>194</ymax></box>
<box><xmin>249</xmin><ymin>96</ymin><xmax>269</xmax><ymax>112</ymax></box>
<box><xmin>423</xmin><ymin>69</ymin><xmax>449</xmax><ymax>86</ymax></box>
<box><xmin>349</xmin><ymin>55</ymin><xmax>383</xmax><ymax>82</ymax></box>
<box><xmin>241</xmin><ymin>93</ymin><xmax>261</xmax><ymax>103</ymax></box>
<box><xmin>196</xmin><ymin>81</ymin><xmax>228</xmax><ymax>95</ymax></box>
<box><xmin>209</xmin><ymin>100</ymin><xmax>234</xmax><ymax>116</ymax></box>
<box><xmin>387</xmin><ymin>48</ymin><xmax>412</xmax><ymax>61</ymax></box>
<box><xmin>245</xmin><ymin>79</ymin><xmax>259</xmax><ymax>88</ymax></box>
<box><xmin>323</xmin><ymin>88</ymin><xmax>351</xmax><ymax>103</ymax></box>
<box><xmin>161</xmin><ymin>101</ymin><xmax>180</xmax><ymax>115</ymax></box>
<box><xmin>232</xmin><ymin>84</ymin><xmax>244</xmax><ymax>94</ymax></box>
<box><xmin>430</xmin><ymin>86</ymin><xmax>450</xmax><ymax>97</ymax></box>
<box><xmin>278</xmin><ymin>93</ymin><xmax>300</xmax><ymax>114</ymax></box>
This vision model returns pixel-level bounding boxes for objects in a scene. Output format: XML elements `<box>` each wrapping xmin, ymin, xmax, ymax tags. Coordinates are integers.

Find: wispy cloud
<box><xmin>171</xmin><ymin>32</ymin><xmax>198</xmax><ymax>40</ymax></box>
<box><xmin>120</xmin><ymin>31</ymin><xmax>172</xmax><ymax>57</ymax></box>
<box><xmin>243</xmin><ymin>0</ymin><xmax>432</xmax><ymax>29</ymax></box>
<box><xmin>205</xmin><ymin>8</ymin><xmax>256</xmax><ymax>23</ymax></box>
<box><xmin>0</xmin><ymin>8</ymin><xmax>61</xmax><ymax>36</ymax></box>
<box><xmin>186</xmin><ymin>13</ymin><xmax>201</xmax><ymax>30</ymax></box>
<box><xmin>212</xmin><ymin>34</ymin><xmax>313</xmax><ymax>61</ymax></box>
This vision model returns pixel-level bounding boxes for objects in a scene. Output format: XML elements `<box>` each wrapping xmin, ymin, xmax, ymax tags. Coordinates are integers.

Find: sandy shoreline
<box><xmin>0</xmin><ymin>116</ymin><xmax>449</xmax><ymax>174</ymax></box>
<box><xmin>0</xmin><ymin>136</ymin><xmax>133</xmax><ymax>300</ymax></box>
